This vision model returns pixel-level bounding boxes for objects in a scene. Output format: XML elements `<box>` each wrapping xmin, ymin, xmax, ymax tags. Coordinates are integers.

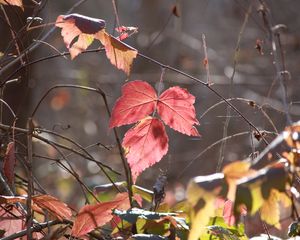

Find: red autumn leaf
<box><xmin>95</xmin><ymin>31</ymin><xmax>137</xmax><ymax>75</ymax></box>
<box><xmin>0</xmin><ymin>0</ymin><xmax>23</xmax><ymax>9</ymax></box>
<box><xmin>0</xmin><ymin>205</ymin><xmax>25</xmax><ymax>237</ymax></box>
<box><xmin>56</xmin><ymin>14</ymin><xmax>105</xmax><ymax>59</ymax></box>
<box><xmin>122</xmin><ymin>117</ymin><xmax>169</xmax><ymax>182</ymax></box>
<box><xmin>157</xmin><ymin>86</ymin><xmax>200</xmax><ymax>136</ymax></box>
<box><xmin>3</xmin><ymin>142</ymin><xmax>16</xmax><ymax>185</ymax></box>
<box><xmin>32</xmin><ymin>194</ymin><xmax>72</xmax><ymax>220</ymax></box>
<box><xmin>109</xmin><ymin>81</ymin><xmax>157</xmax><ymax>128</ymax></box>
<box><xmin>71</xmin><ymin>192</ymin><xmax>129</xmax><ymax>237</ymax></box>
<box><xmin>109</xmin><ymin>80</ymin><xmax>200</xmax><ymax>137</ymax></box>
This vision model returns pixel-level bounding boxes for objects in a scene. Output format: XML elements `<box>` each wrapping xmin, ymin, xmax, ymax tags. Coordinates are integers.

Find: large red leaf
<box><xmin>122</xmin><ymin>117</ymin><xmax>169</xmax><ymax>182</ymax></box>
<box><xmin>56</xmin><ymin>14</ymin><xmax>105</xmax><ymax>59</ymax></box>
<box><xmin>71</xmin><ymin>192</ymin><xmax>129</xmax><ymax>237</ymax></box>
<box><xmin>0</xmin><ymin>205</ymin><xmax>25</xmax><ymax>238</ymax></box>
<box><xmin>109</xmin><ymin>81</ymin><xmax>199</xmax><ymax>136</ymax></box>
<box><xmin>3</xmin><ymin>142</ymin><xmax>16</xmax><ymax>185</ymax></box>
<box><xmin>109</xmin><ymin>81</ymin><xmax>157</xmax><ymax>128</ymax></box>
<box><xmin>95</xmin><ymin>31</ymin><xmax>137</xmax><ymax>75</ymax></box>
<box><xmin>32</xmin><ymin>195</ymin><xmax>72</xmax><ymax>221</ymax></box>
<box><xmin>157</xmin><ymin>86</ymin><xmax>200</xmax><ymax>136</ymax></box>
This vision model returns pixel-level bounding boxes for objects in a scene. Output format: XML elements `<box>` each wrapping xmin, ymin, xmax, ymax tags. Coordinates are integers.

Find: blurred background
<box><xmin>1</xmin><ymin>0</ymin><xmax>300</xmax><ymax>236</ymax></box>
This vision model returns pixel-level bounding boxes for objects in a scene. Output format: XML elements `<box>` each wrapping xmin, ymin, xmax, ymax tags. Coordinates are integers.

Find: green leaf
<box><xmin>200</xmin><ymin>217</ymin><xmax>247</xmax><ymax>240</ymax></box>
<box><xmin>288</xmin><ymin>221</ymin><xmax>300</xmax><ymax>237</ymax></box>
<box><xmin>113</xmin><ymin>208</ymin><xmax>176</xmax><ymax>224</ymax></box>
<box><xmin>131</xmin><ymin>234</ymin><xmax>167</xmax><ymax>240</ymax></box>
<box><xmin>132</xmin><ymin>185</ymin><xmax>154</xmax><ymax>203</ymax></box>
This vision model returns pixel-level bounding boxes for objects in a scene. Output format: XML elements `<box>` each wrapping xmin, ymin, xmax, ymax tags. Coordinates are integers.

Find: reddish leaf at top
<box><xmin>122</xmin><ymin>117</ymin><xmax>169</xmax><ymax>182</ymax></box>
<box><xmin>56</xmin><ymin>14</ymin><xmax>105</xmax><ymax>59</ymax></box>
<box><xmin>157</xmin><ymin>86</ymin><xmax>199</xmax><ymax>136</ymax></box>
<box><xmin>71</xmin><ymin>192</ymin><xmax>130</xmax><ymax>237</ymax></box>
<box><xmin>32</xmin><ymin>194</ymin><xmax>72</xmax><ymax>220</ymax></box>
<box><xmin>95</xmin><ymin>31</ymin><xmax>137</xmax><ymax>75</ymax></box>
<box><xmin>3</xmin><ymin>142</ymin><xmax>16</xmax><ymax>185</ymax></box>
<box><xmin>56</xmin><ymin>13</ymin><xmax>137</xmax><ymax>74</ymax></box>
<box><xmin>109</xmin><ymin>80</ymin><xmax>157</xmax><ymax>128</ymax></box>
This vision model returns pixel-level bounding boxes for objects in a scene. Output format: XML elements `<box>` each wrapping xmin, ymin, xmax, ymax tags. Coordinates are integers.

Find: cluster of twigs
<box><xmin>0</xmin><ymin>0</ymin><xmax>296</xmax><ymax>239</ymax></box>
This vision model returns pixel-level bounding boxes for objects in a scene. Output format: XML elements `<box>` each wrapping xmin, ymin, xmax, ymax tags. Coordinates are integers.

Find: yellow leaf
<box><xmin>187</xmin><ymin>174</ymin><xmax>223</xmax><ymax>240</ymax></box>
<box><xmin>69</xmin><ymin>33</ymin><xmax>94</xmax><ymax>59</ymax></box>
<box><xmin>223</xmin><ymin>161</ymin><xmax>254</xmax><ymax>201</ymax></box>
<box><xmin>260</xmin><ymin>189</ymin><xmax>281</xmax><ymax>229</ymax></box>
<box><xmin>95</xmin><ymin>30</ymin><xmax>137</xmax><ymax>75</ymax></box>
<box><xmin>248</xmin><ymin>181</ymin><xmax>264</xmax><ymax>215</ymax></box>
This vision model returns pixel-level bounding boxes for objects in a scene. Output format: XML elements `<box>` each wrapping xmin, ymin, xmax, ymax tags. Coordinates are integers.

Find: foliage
<box><xmin>0</xmin><ymin>1</ymin><xmax>299</xmax><ymax>240</ymax></box>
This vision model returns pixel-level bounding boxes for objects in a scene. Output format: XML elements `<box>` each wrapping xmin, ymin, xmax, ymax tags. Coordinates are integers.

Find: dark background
<box><xmin>1</xmin><ymin>0</ymin><xmax>300</xmax><ymax>236</ymax></box>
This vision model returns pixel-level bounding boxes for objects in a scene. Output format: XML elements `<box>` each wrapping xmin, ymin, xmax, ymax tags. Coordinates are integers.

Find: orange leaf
<box><xmin>71</xmin><ymin>192</ymin><xmax>129</xmax><ymax>237</ymax></box>
<box><xmin>32</xmin><ymin>194</ymin><xmax>72</xmax><ymax>220</ymax></box>
<box><xmin>3</xmin><ymin>142</ymin><xmax>16</xmax><ymax>185</ymax></box>
<box><xmin>96</xmin><ymin>31</ymin><xmax>137</xmax><ymax>75</ymax></box>
<box><xmin>122</xmin><ymin>117</ymin><xmax>169</xmax><ymax>182</ymax></box>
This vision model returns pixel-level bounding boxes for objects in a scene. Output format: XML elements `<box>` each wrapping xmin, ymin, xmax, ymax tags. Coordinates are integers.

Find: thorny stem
<box><xmin>1</xmin><ymin>220</ymin><xmax>70</xmax><ymax>240</ymax></box>
<box><xmin>101</xmin><ymin>92</ymin><xmax>134</xmax><ymax>207</ymax></box>
<box><xmin>137</xmin><ymin>52</ymin><xmax>268</xmax><ymax>145</ymax></box>
<box><xmin>1</xmin><ymin>47</ymin><xmax>268</xmax><ymax>145</ymax></box>
<box><xmin>218</xmin><ymin>2</ymin><xmax>252</xmax><ymax>172</ymax></box>
<box><xmin>258</xmin><ymin>1</ymin><xmax>292</xmax><ymax>125</ymax></box>
<box><xmin>26</xmin><ymin>118</ymin><xmax>34</xmax><ymax>240</ymax></box>
<box><xmin>0</xmin><ymin>0</ymin><xmax>89</xmax><ymax>77</ymax></box>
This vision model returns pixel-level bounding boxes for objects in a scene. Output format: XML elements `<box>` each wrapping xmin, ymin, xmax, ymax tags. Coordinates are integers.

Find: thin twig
<box><xmin>217</xmin><ymin>2</ymin><xmax>252</xmax><ymax>172</ymax></box>
<box><xmin>26</xmin><ymin>118</ymin><xmax>34</xmax><ymax>240</ymax></box>
<box><xmin>0</xmin><ymin>0</ymin><xmax>89</xmax><ymax>77</ymax></box>
<box><xmin>1</xmin><ymin>220</ymin><xmax>70</xmax><ymax>240</ymax></box>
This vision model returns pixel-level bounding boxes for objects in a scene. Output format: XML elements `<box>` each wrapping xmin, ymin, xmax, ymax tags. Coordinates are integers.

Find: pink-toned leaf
<box><xmin>0</xmin><ymin>205</ymin><xmax>25</xmax><ymax>237</ymax></box>
<box><xmin>109</xmin><ymin>80</ymin><xmax>157</xmax><ymax>128</ymax></box>
<box><xmin>3</xmin><ymin>142</ymin><xmax>16</xmax><ymax>185</ymax></box>
<box><xmin>157</xmin><ymin>86</ymin><xmax>200</xmax><ymax>136</ymax></box>
<box><xmin>0</xmin><ymin>0</ymin><xmax>23</xmax><ymax>9</ymax></box>
<box><xmin>115</xmin><ymin>26</ymin><xmax>138</xmax><ymax>41</ymax></box>
<box><xmin>32</xmin><ymin>195</ymin><xmax>72</xmax><ymax>220</ymax></box>
<box><xmin>122</xmin><ymin>117</ymin><xmax>169</xmax><ymax>182</ymax></box>
<box><xmin>71</xmin><ymin>192</ymin><xmax>129</xmax><ymax>237</ymax></box>
<box><xmin>0</xmin><ymin>195</ymin><xmax>26</xmax><ymax>205</ymax></box>
<box><xmin>95</xmin><ymin>31</ymin><xmax>137</xmax><ymax>75</ymax></box>
<box><xmin>55</xmin><ymin>14</ymin><xmax>105</xmax><ymax>59</ymax></box>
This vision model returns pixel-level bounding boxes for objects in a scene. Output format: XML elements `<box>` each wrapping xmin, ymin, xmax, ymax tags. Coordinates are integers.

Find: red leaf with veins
<box><xmin>32</xmin><ymin>195</ymin><xmax>72</xmax><ymax>221</ymax></box>
<box><xmin>109</xmin><ymin>81</ymin><xmax>157</xmax><ymax>128</ymax></box>
<box><xmin>157</xmin><ymin>86</ymin><xmax>200</xmax><ymax>136</ymax></box>
<box><xmin>3</xmin><ymin>142</ymin><xmax>16</xmax><ymax>185</ymax></box>
<box><xmin>71</xmin><ymin>193</ymin><xmax>129</xmax><ymax>237</ymax></box>
<box><xmin>122</xmin><ymin>117</ymin><xmax>168</xmax><ymax>182</ymax></box>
